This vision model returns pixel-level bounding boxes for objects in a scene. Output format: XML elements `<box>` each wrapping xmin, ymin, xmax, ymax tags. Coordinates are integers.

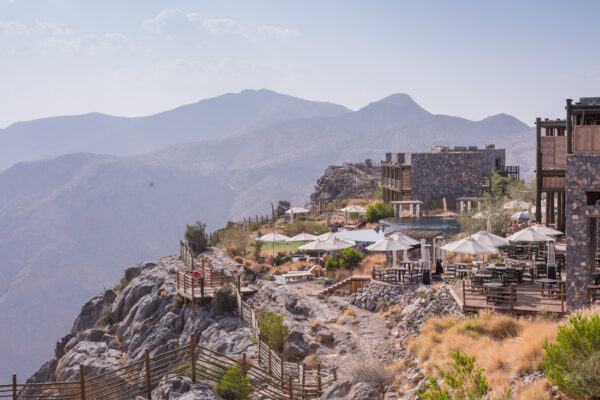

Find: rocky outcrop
<box><xmin>309</xmin><ymin>162</ymin><xmax>380</xmax><ymax>208</ymax></box>
<box><xmin>321</xmin><ymin>381</ymin><xmax>380</xmax><ymax>400</ymax></box>
<box><xmin>152</xmin><ymin>375</ymin><xmax>220</xmax><ymax>400</ymax></box>
<box><xmin>28</xmin><ymin>255</ymin><xmax>254</xmax><ymax>386</ymax></box>
<box><xmin>348</xmin><ymin>282</ymin><xmax>405</xmax><ymax>312</ymax></box>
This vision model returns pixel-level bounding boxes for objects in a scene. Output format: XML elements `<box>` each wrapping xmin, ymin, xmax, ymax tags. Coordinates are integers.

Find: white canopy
<box><xmin>441</xmin><ymin>237</ymin><xmax>498</xmax><ymax>255</ymax></box>
<box><xmin>316</xmin><ymin>232</ymin><xmax>339</xmax><ymax>241</ymax></box>
<box><xmin>531</xmin><ymin>224</ymin><xmax>563</xmax><ymax>236</ymax></box>
<box><xmin>298</xmin><ymin>237</ymin><xmax>356</xmax><ymax>251</ymax></box>
<box><xmin>471</xmin><ymin>231</ymin><xmax>509</xmax><ymax>248</ymax></box>
<box><xmin>286</xmin><ymin>232</ymin><xmax>317</xmax><ymax>242</ymax></box>
<box><xmin>258</xmin><ymin>232</ymin><xmax>290</xmax><ymax>242</ymax></box>
<box><xmin>366</xmin><ymin>236</ymin><xmax>412</xmax><ymax>252</ymax></box>
<box><xmin>340</xmin><ymin>205</ymin><xmax>367</xmax><ymax>213</ymax></box>
<box><xmin>503</xmin><ymin>200</ymin><xmax>529</xmax><ymax>210</ymax></box>
<box><xmin>285</xmin><ymin>207</ymin><xmax>310</xmax><ymax>214</ymax></box>
<box><xmin>387</xmin><ymin>232</ymin><xmax>420</xmax><ymax>246</ymax></box>
<box><xmin>506</xmin><ymin>227</ymin><xmax>555</xmax><ymax>243</ymax></box>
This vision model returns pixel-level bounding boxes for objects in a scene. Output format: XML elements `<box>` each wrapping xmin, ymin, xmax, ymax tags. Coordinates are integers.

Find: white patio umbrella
<box><xmin>441</xmin><ymin>237</ymin><xmax>498</xmax><ymax>255</ymax></box>
<box><xmin>503</xmin><ymin>200</ymin><xmax>529</xmax><ymax>210</ymax></box>
<box><xmin>259</xmin><ymin>232</ymin><xmax>291</xmax><ymax>258</ymax></box>
<box><xmin>531</xmin><ymin>224</ymin><xmax>563</xmax><ymax>236</ymax></box>
<box><xmin>298</xmin><ymin>237</ymin><xmax>356</xmax><ymax>251</ymax></box>
<box><xmin>388</xmin><ymin>232</ymin><xmax>419</xmax><ymax>262</ymax></box>
<box><xmin>366</xmin><ymin>236</ymin><xmax>412</xmax><ymax>252</ymax></box>
<box><xmin>285</xmin><ymin>207</ymin><xmax>310</xmax><ymax>223</ymax></box>
<box><xmin>286</xmin><ymin>232</ymin><xmax>317</xmax><ymax>242</ymax></box>
<box><xmin>340</xmin><ymin>205</ymin><xmax>367</xmax><ymax>224</ymax></box>
<box><xmin>471</xmin><ymin>231</ymin><xmax>509</xmax><ymax>248</ymax></box>
<box><xmin>506</xmin><ymin>228</ymin><xmax>555</xmax><ymax>243</ymax></box>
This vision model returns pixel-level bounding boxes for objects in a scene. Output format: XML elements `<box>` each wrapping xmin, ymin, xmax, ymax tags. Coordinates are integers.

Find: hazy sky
<box><xmin>1</xmin><ymin>0</ymin><xmax>599</xmax><ymax>128</ymax></box>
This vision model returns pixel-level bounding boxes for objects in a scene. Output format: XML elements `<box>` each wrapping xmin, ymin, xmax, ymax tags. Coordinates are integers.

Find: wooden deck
<box><xmin>450</xmin><ymin>280</ymin><xmax>566</xmax><ymax>315</ymax></box>
<box><xmin>319</xmin><ymin>275</ymin><xmax>371</xmax><ymax>297</ymax></box>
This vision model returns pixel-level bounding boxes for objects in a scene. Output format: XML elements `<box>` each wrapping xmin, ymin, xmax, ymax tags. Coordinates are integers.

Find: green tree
<box><xmin>338</xmin><ymin>248</ymin><xmax>364</xmax><ymax>270</ymax></box>
<box><xmin>258</xmin><ymin>311</ymin><xmax>288</xmax><ymax>352</ymax></box>
<box><xmin>324</xmin><ymin>257</ymin><xmax>340</xmax><ymax>273</ymax></box>
<box><xmin>542</xmin><ymin>313</ymin><xmax>600</xmax><ymax>399</ymax></box>
<box><xmin>185</xmin><ymin>221</ymin><xmax>209</xmax><ymax>255</ymax></box>
<box><xmin>215</xmin><ymin>363</ymin><xmax>253</xmax><ymax>400</ymax></box>
<box><xmin>366</xmin><ymin>202</ymin><xmax>394</xmax><ymax>222</ymax></box>
<box><xmin>421</xmin><ymin>350</ymin><xmax>511</xmax><ymax>400</ymax></box>
<box><xmin>276</xmin><ymin>200</ymin><xmax>291</xmax><ymax>217</ymax></box>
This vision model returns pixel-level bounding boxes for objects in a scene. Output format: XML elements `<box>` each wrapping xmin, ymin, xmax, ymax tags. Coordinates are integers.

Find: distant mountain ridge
<box><xmin>0</xmin><ymin>90</ymin><xmax>535</xmax><ymax>380</ymax></box>
<box><xmin>0</xmin><ymin>89</ymin><xmax>350</xmax><ymax>172</ymax></box>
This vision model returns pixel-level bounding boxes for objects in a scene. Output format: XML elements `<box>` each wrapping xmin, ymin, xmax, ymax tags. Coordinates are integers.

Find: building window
<box><xmin>586</xmin><ymin>191</ymin><xmax>600</xmax><ymax>206</ymax></box>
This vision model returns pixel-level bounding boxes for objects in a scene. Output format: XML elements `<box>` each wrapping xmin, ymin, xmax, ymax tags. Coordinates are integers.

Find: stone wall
<box><xmin>410</xmin><ymin>149</ymin><xmax>504</xmax><ymax>208</ymax></box>
<box><xmin>565</xmin><ymin>153</ymin><xmax>600</xmax><ymax>309</ymax></box>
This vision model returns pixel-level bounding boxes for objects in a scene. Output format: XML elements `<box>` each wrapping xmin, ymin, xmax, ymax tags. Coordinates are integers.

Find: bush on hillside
<box><xmin>365</xmin><ymin>202</ymin><xmax>394</xmax><ymax>222</ymax></box>
<box><xmin>324</xmin><ymin>257</ymin><xmax>340</xmax><ymax>273</ymax></box>
<box><xmin>337</xmin><ymin>248</ymin><xmax>364</xmax><ymax>270</ymax></box>
<box><xmin>185</xmin><ymin>221</ymin><xmax>209</xmax><ymax>255</ymax></box>
<box><xmin>251</xmin><ymin>240</ymin><xmax>263</xmax><ymax>260</ymax></box>
<box><xmin>347</xmin><ymin>349</ymin><xmax>394</xmax><ymax>394</ymax></box>
<box><xmin>258</xmin><ymin>311</ymin><xmax>288</xmax><ymax>352</ymax></box>
<box><xmin>215</xmin><ymin>363</ymin><xmax>252</xmax><ymax>400</ymax></box>
<box><xmin>249</xmin><ymin>221</ymin><xmax>262</xmax><ymax>232</ymax></box>
<box><xmin>220</xmin><ymin>225</ymin><xmax>249</xmax><ymax>257</ymax></box>
<box><xmin>421</xmin><ymin>350</ymin><xmax>511</xmax><ymax>400</ymax></box>
<box><xmin>542</xmin><ymin>313</ymin><xmax>600</xmax><ymax>399</ymax></box>
<box><xmin>211</xmin><ymin>287</ymin><xmax>238</xmax><ymax>315</ymax></box>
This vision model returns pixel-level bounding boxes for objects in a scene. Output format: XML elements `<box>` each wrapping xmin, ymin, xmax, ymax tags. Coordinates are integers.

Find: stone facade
<box><xmin>565</xmin><ymin>153</ymin><xmax>600</xmax><ymax>309</ymax></box>
<box><xmin>410</xmin><ymin>149</ymin><xmax>504</xmax><ymax>208</ymax></box>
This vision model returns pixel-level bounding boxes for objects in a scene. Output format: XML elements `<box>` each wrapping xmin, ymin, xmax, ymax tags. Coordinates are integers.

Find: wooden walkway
<box><xmin>450</xmin><ymin>280</ymin><xmax>566</xmax><ymax>315</ymax></box>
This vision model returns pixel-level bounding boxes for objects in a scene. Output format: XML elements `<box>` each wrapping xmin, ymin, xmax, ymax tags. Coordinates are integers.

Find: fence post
<box><xmin>289</xmin><ymin>375</ymin><xmax>293</xmax><ymax>400</ymax></box>
<box><xmin>190</xmin><ymin>334</ymin><xmax>196</xmax><ymax>383</ymax></box>
<box><xmin>145</xmin><ymin>349</ymin><xmax>152</xmax><ymax>399</ymax></box>
<box><xmin>243</xmin><ymin>353</ymin><xmax>247</xmax><ymax>377</ymax></box>
<box><xmin>191</xmin><ymin>277</ymin><xmax>195</xmax><ymax>314</ymax></box>
<box><xmin>200</xmin><ymin>278</ymin><xmax>204</xmax><ymax>304</ymax></box>
<box><xmin>257</xmin><ymin>338</ymin><xmax>262</xmax><ymax>365</ymax></box>
<box><xmin>462</xmin><ymin>280</ymin><xmax>466</xmax><ymax>306</ymax></box>
<box><xmin>268</xmin><ymin>347</ymin><xmax>272</xmax><ymax>374</ymax></box>
<box><xmin>301</xmin><ymin>363</ymin><xmax>305</xmax><ymax>400</ymax></box>
<box><xmin>280</xmin><ymin>355</ymin><xmax>284</xmax><ymax>387</ymax></box>
<box><xmin>12</xmin><ymin>373</ymin><xmax>16</xmax><ymax>400</ymax></box>
<box><xmin>510</xmin><ymin>284</ymin><xmax>514</xmax><ymax>310</ymax></box>
<box><xmin>79</xmin><ymin>365</ymin><xmax>86</xmax><ymax>400</ymax></box>
<box><xmin>333</xmin><ymin>367</ymin><xmax>337</xmax><ymax>381</ymax></box>
<box><xmin>317</xmin><ymin>363</ymin><xmax>322</xmax><ymax>395</ymax></box>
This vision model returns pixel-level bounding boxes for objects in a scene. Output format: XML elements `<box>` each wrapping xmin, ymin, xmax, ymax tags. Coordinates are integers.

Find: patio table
<box><xmin>457</xmin><ymin>268</ymin><xmax>469</xmax><ymax>278</ymax></box>
<box><xmin>536</xmin><ymin>278</ymin><xmax>562</xmax><ymax>297</ymax></box>
<box><xmin>391</xmin><ymin>267</ymin><xmax>406</xmax><ymax>283</ymax></box>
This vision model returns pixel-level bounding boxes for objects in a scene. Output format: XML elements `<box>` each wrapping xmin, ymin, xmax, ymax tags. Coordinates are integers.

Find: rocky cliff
<box><xmin>27</xmin><ymin>256</ymin><xmax>253</xmax><ymax>399</ymax></box>
<box><xmin>309</xmin><ymin>162</ymin><xmax>380</xmax><ymax>209</ymax></box>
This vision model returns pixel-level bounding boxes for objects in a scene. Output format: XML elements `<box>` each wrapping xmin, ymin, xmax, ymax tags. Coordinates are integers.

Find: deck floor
<box><xmin>177</xmin><ymin>286</ymin><xmax>256</xmax><ymax>300</ymax></box>
<box><xmin>450</xmin><ymin>281</ymin><xmax>565</xmax><ymax>315</ymax></box>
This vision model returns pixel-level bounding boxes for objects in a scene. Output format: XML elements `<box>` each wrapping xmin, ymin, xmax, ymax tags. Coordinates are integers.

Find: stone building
<box><xmin>381</xmin><ymin>145</ymin><xmax>518</xmax><ymax>214</ymax></box>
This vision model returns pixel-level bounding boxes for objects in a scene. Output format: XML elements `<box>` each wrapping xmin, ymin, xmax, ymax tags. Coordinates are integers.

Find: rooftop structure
<box><xmin>381</xmin><ymin>145</ymin><xmax>518</xmax><ymax>213</ymax></box>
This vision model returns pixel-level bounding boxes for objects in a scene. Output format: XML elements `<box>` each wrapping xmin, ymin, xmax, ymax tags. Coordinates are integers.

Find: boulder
<box><xmin>320</xmin><ymin>381</ymin><xmax>380</xmax><ymax>400</ymax></box>
<box><xmin>283</xmin><ymin>329</ymin><xmax>309</xmax><ymax>360</ymax></box>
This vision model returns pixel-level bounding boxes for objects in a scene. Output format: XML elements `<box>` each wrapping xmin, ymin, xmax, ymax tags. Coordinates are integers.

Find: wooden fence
<box><xmin>459</xmin><ymin>280</ymin><xmax>566</xmax><ymax>314</ymax></box>
<box><xmin>236</xmin><ymin>290</ymin><xmax>335</xmax><ymax>394</ymax></box>
<box><xmin>1</xmin><ymin>334</ymin><xmax>329</xmax><ymax>400</ymax></box>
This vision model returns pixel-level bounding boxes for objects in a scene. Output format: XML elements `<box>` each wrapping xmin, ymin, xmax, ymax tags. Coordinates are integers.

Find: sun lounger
<box><xmin>283</xmin><ymin>265</ymin><xmax>318</xmax><ymax>282</ymax></box>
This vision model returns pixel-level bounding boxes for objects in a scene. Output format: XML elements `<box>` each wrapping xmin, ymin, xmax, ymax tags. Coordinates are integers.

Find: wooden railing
<box><xmin>236</xmin><ymin>290</ymin><xmax>335</xmax><ymax>394</ymax></box>
<box><xmin>1</xmin><ymin>333</ymin><xmax>328</xmax><ymax>400</ymax></box>
<box><xmin>461</xmin><ymin>280</ymin><xmax>565</xmax><ymax>314</ymax></box>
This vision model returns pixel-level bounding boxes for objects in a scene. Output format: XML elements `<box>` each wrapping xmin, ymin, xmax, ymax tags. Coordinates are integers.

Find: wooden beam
<box><xmin>536</xmin><ymin>117</ymin><xmax>542</xmax><ymax>223</ymax></box>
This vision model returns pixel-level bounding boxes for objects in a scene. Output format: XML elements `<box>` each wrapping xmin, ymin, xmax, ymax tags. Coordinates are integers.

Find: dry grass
<box><xmin>361</xmin><ymin>253</ymin><xmax>386</xmax><ymax>270</ymax></box>
<box><xmin>159</xmin><ymin>290</ymin><xmax>168</xmax><ymax>298</ymax></box>
<box><xmin>304</xmin><ymin>353</ymin><xmax>322</xmax><ymax>368</ymax></box>
<box><xmin>408</xmin><ymin>311</ymin><xmax>560</xmax><ymax>394</ymax></box>
<box><xmin>343</xmin><ymin>308</ymin><xmax>356</xmax><ymax>317</ymax></box>
<box><xmin>331</xmin><ymin>268</ymin><xmax>352</xmax><ymax>281</ymax></box>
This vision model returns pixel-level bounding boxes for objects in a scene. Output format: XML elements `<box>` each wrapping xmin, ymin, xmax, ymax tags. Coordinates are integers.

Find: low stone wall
<box><xmin>348</xmin><ymin>281</ymin><xmax>404</xmax><ymax>312</ymax></box>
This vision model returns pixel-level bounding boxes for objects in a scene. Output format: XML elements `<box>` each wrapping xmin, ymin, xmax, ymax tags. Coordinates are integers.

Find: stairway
<box><xmin>319</xmin><ymin>275</ymin><xmax>371</xmax><ymax>297</ymax></box>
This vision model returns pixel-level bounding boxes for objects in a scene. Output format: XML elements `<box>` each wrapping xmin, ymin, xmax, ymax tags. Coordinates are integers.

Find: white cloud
<box><xmin>203</xmin><ymin>18</ymin><xmax>249</xmax><ymax>37</ymax></box>
<box><xmin>37</xmin><ymin>33</ymin><xmax>128</xmax><ymax>54</ymax></box>
<box><xmin>0</xmin><ymin>20</ymin><xmax>29</xmax><ymax>36</ymax></box>
<box><xmin>37</xmin><ymin>22</ymin><xmax>74</xmax><ymax>36</ymax></box>
<box><xmin>256</xmin><ymin>25</ymin><xmax>299</xmax><ymax>37</ymax></box>
<box><xmin>142</xmin><ymin>8</ymin><xmax>187</xmax><ymax>35</ymax></box>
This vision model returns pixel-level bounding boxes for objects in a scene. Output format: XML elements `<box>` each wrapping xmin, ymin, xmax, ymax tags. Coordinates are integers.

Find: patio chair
<box><xmin>503</xmin><ymin>268</ymin><xmax>519</xmax><ymax>285</ymax></box>
<box><xmin>283</xmin><ymin>264</ymin><xmax>318</xmax><ymax>282</ymax></box>
<box><xmin>405</xmin><ymin>269</ymin><xmax>421</xmax><ymax>285</ymax></box>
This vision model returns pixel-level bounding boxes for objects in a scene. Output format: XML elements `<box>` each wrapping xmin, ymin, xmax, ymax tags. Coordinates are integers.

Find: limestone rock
<box><xmin>320</xmin><ymin>381</ymin><xmax>380</xmax><ymax>400</ymax></box>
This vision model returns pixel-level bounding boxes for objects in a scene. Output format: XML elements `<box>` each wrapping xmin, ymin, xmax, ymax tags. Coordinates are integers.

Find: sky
<box><xmin>1</xmin><ymin>0</ymin><xmax>599</xmax><ymax>128</ymax></box>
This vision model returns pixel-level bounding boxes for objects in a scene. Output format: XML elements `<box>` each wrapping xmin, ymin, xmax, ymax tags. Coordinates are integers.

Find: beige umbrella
<box><xmin>471</xmin><ymin>231</ymin><xmax>509</xmax><ymax>248</ymax></box>
<box><xmin>531</xmin><ymin>224</ymin><xmax>563</xmax><ymax>236</ymax></box>
<box><xmin>285</xmin><ymin>207</ymin><xmax>310</xmax><ymax>223</ymax></box>
<box><xmin>340</xmin><ymin>205</ymin><xmax>367</xmax><ymax>224</ymax></box>
<box><xmin>286</xmin><ymin>232</ymin><xmax>317</xmax><ymax>241</ymax></box>
<box><xmin>506</xmin><ymin>228</ymin><xmax>554</xmax><ymax>243</ymax></box>
<box><xmin>441</xmin><ymin>237</ymin><xmax>498</xmax><ymax>255</ymax></box>
<box><xmin>259</xmin><ymin>232</ymin><xmax>291</xmax><ymax>258</ymax></box>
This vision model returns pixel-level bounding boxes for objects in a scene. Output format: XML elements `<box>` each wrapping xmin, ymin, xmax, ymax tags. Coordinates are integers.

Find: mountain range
<box><xmin>0</xmin><ymin>89</ymin><xmax>534</xmax><ymax>379</ymax></box>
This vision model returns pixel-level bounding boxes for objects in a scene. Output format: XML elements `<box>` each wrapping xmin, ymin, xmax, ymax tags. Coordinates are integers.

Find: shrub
<box><xmin>276</xmin><ymin>200</ymin><xmax>291</xmax><ymax>217</ymax></box>
<box><xmin>373</xmin><ymin>186</ymin><xmax>383</xmax><ymax>200</ymax></box>
<box><xmin>99</xmin><ymin>303</ymin><xmax>113</xmax><ymax>326</ymax></box>
<box><xmin>346</xmin><ymin>350</ymin><xmax>394</xmax><ymax>394</ymax></box>
<box><xmin>211</xmin><ymin>287</ymin><xmax>238</xmax><ymax>315</ymax></box>
<box><xmin>258</xmin><ymin>311</ymin><xmax>288</xmax><ymax>352</ymax></box>
<box><xmin>365</xmin><ymin>202</ymin><xmax>394</xmax><ymax>222</ymax></box>
<box><xmin>115</xmin><ymin>277</ymin><xmax>129</xmax><ymax>292</ymax></box>
<box><xmin>542</xmin><ymin>313</ymin><xmax>600</xmax><ymax>399</ymax></box>
<box><xmin>421</xmin><ymin>350</ymin><xmax>511</xmax><ymax>400</ymax></box>
<box><xmin>337</xmin><ymin>248</ymin><xmax>364</xmax><ymax>270</ymax></box>
<box><xmin>171</xmin><ymin>294</ymin><xmax>184</xmax><ymax>309</ymax></box>
<box><xmin>234</xmin><ymin>256</ymin><xmax>243</xmax><ymax>264</ymax></box>
<box><xmin>324</xmin><ymin>257</ymin><xmax>340</xmax><ymax>273</ymax></box>
<box><xmin>249</xmin><ymin>221</ymin><xmax>262</xmax><ymax>232</ymax></box>
<box><xmin>221</xmin><ymin>225</ymin><xmax>249</xmax><ymax>257</ymax></box>
<box><xmin>215</xmin><ymin>363</ymin><xmax>252</xmax><ymax>400</ymax></box>
<box><xmin>251</xmin><ymin>240</ymin><xmax>263</xmax><ymax>260</ymax></box>
<box><xmin>185</xmin><ymin>221</ymin><xmax>209</xmax><ymax>255</ymax></box>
